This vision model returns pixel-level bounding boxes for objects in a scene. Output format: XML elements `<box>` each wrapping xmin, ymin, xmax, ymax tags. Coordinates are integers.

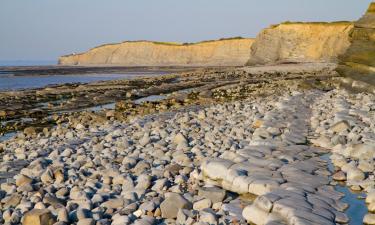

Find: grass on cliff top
<box><xmin>96</xmin><ymin>37</ymin><xmax>248</xmax><ymax>48</ymax></box>
<box><xmin>270</xmin><ymin>21</ymin><xmax>353</xmax><ymax>28</ymax></box>
<box><xmin>153</xmin><ymin>37</ymin><xmax>247</xmax><ymax>46</ymax></box>
<box><xmin>61</xmin><ymin>36</ymin><xmax>249</xmax><ymax>57</ymax></box>
<box><xmin>60</xmin><ymin>37</ymin><xmax>249</xmax><ymax>58</ymax></box>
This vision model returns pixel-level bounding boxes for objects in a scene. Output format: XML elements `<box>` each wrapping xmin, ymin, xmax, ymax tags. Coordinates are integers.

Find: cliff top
<box><xmin>61</xmin><ymin>37</ymin><xmax>254</xmax><ymax>58</ymax></box>
<box><xmin>268</xmin><ymin>21</ymin><xmax>353</xmax><ymax>28</ymax></box>
<box><xmin>367</xmin><ymin>2</ymin><xmax>375</xmax><ymax>13</ymax></box>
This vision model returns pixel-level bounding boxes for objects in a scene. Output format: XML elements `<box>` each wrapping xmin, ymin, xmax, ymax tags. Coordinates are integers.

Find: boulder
<box><xmin>346</xmin><ymin>167</ymin><xmax>365</xmax><ymax>181</ymax></box>
<box><xmin>160</xmin><ymin>193</ymin><xmax>192</xmax><ymax>219</ymax></box>
<box><xmin>198</xmin><ymin>186</ymin><xmax>226</xmax><ymax>203</ymax></box>
<box><xmin>364</xmin><ymin>213</ymin><xmax>375</xmax><ymax>225</ymax></box>
<box><xmin>193</xmin><ymin>198</ymin><xmax>212</xmax><ymax>210</ymax></box>
<box><xmin>242</xmin><ymin>204</ymin><xmax>269</xmax><ymax>225</ymax></box>
<box><xmin>332</xmin><ymin>171</ymin><xmax>346</xmax><ymax>181</ymax></box>
<box><xmin>23</xmin><ymin>209</ymin><xmax>55</xmax><ymax>225</ymax></box>
<box><xmin>15</xmin><ymin>174</ymin><xmax>33</xmax><ymax>187</ymax></box>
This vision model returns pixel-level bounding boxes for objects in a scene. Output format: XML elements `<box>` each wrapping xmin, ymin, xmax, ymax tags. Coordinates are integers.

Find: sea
<box><xmin>0</xmin><ymin>60</ymin><xmax>163</xmax><ymax>91</ymax></box>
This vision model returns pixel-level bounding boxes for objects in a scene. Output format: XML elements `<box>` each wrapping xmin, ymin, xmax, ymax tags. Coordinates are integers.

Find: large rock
<box><xmin>242</xmin><ymin>204</ymin><xmax>269</xmax><ymax>225</ymax></box>
<box><xmin>58</xmin><ymin>38</ymin><xmax>254</xmax><ymax>67</ymax></box>
<box><xmin>198</xmin><ymin>186</ymin><xmax>226</xmax><ymax>203</ymax></box>
<box><xmin>364</xmin><ymin>213</ymin><xmax>375</xmax><ymax>225</ymax></box>
<box><xmin>337</xmin><ymin>2</ymin><xmax>375</xmax><ymax>92</ymax></box>
<box><xmin>23</xmin><ymin>209</ymin><xmax>55</xmax><ymax>225</ymax></box>
<box><xmin>160</xmin><ymin>193</ymin><xmax>192</xmax><ymax>219</ymax></box>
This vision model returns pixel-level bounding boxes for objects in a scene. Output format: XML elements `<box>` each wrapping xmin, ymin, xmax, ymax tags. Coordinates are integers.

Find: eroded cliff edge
<box><xmin>246</xmin><ymin>22</ymin><xmax>354</xmax><ymax>65</ymax></box>
<box><xmin>59</xmin><ymin>22</ymin><xmax>355</xmax><ymax>67</ymax></box>
<box><xmin>58</xmin><ymin>38</ymin><xmax>254</xmax><ymax>67</ymax></box>
<box><xmin>337</xmin><ymin>2</ymin><xmax>375</xmax><ymax>93</ymax></box>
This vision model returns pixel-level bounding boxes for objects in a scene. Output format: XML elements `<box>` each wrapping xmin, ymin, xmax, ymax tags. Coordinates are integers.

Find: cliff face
<box><xmin>337</xmin><ymin>2</ymin><xmax>375</xmax><ymax>92</ymax></box>
<box><xmin>247</xmin><ymin>22</ymin><xmax>354</xmax><ymax>65</ymax></box>
<box><xmin>58</xmin><ymin>39</ymin><xmax>254</xmax><ymax>67</ymax></box>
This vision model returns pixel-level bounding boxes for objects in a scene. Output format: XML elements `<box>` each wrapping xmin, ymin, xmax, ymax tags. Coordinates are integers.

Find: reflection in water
<box><xmin>0</xmin><ymin>73</ymin><xmax>163</xmax><ymax>91</ymax></box>
<box><xmin>134</xmin><ymin>95</ymin><xmax>167</xmax><ymax>104</ymax></box>
<box><xmin>321</xmin><ymin>154</ymin><xmax>368</xmax><ymax>225</ymax></box>
<box><xmin>0</xmin><ymin>132</ymin><xmax>17</xmax><ymax>143</ymax></box>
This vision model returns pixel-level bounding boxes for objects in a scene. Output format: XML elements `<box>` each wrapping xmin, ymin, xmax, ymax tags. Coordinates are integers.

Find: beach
<box><xmin>0</xmin><ymin>63</ymin><xmax>374</xmax><ymax>225</ymax></box>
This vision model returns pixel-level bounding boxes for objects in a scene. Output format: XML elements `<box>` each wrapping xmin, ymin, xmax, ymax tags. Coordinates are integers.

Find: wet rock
<box><xmin>332</xmin><ymin>171</ymin><xmax>346</xmax><ymax>181</ymax></box>
<box><xmin>346</xmin><ymin>167</ymin><xmax>365</xmax><ymax>181</ymax></box>
<box><xmin>364</xmin><ymin>213</ymin><xmax>375</xmax><ymax>225</ymax></box>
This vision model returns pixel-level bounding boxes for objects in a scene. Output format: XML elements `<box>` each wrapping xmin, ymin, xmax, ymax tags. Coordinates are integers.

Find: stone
<box><xmin>2</xmin><ymin>194</ymin><xmax>22</xmax><ymax>208</ymax></box>
<box><xmin>54</xmin><ymin>169</ymin><xmax>65</xmax><ymax>183</ymax></box>
<box><xmin>333</xmin><ymin>171</ymin><xmax>346</xmax><ymax>181</ymax></box>
<box><xmin>23</xmin><ymin>209</ymin><xmax>55</xmax><ymax>225</ymax></box>
<box><xmin>102</xmin><ymin>198</ymin><xmax>124</xmax><ymax>209</ymax></box>
<box><xmin>173</xmin><ymin>133</ymin><xmax>188</xmax><ymax>146</ymax></box>
<box><xmin>193</xmin><ymin>198</ymin><xmax>212</xmax><ymax>210</ymax></box>
<box><xmin>135</xmin><ymin>174</ymin><xmax>152</xmax><ymax>190</ymax></box>
<box><xmin>111</xmin><ymin>215</ymin><xmax>130</xmax><ymax>225</ymax></box>
<box><xmin>139</xmin><ymin>201</ymin><xmax>156</xmax><ymax>212</ymax></box>
<box><xmin>242</xmin><ymin>204</ymin><xmax>269</xmax><ymax>225</ymax></box>
<box><xmin>200</xmin><ymin>209</ymin><xmax>217</xmax><ymax>225</ymax></box>
<box><xmin>330</xmin><ymin>120</ymin><xmax>350</xmax><ymax>133</ymax></box>
<box><xmin>201</xmin><ymin>159</ymin><xmax>233</xmax><ymax>181</ymax></box>
<box><xmin>41</xmin><ymin>168</ymin><xmax>54</xmax><ymax>184</ymax></box>
<box><xmin>76</xmin><ymin>123</ymin><xmax>85</xmax><ymax>130</ymax></box>
<box><xmin>160</xmin><ymin>193</ymin><xmax>192</xmax><ymax>219</ymax></box>
<box><xmin>364</xmin><ymin>213</ymin><xmax>375</xmax><ymax>225</ymax></box>
<box><xmin>177</xmin><ymin>209</ymin><xmax>195</xmax><ymax>225</ymax></box>
<box><xmin>15</xmin><ymin>174</ymin><xmax>33</xmax><ymax>187</ymax></box>
<box><xmin>346</xmin><ymin>167</ymin><xmax>365</xmax><ymax>181</ymax></box>
<box><xmin>198</xmin><ymin>186</ymin><xmax>226</xmax><ymax>203</ymax></box>
<box><xmin>24</xmin><ymin>127</ymin><xmax>36</xmax><ymax>136</ymax></box>
<box><xmin>367</xmin><ymin>191</ymin><xmax>375</xmax><ymax>204</ymax></box>
<box><xmin>57</xmin><ymin>208</ymin><xmax>69</xmax><ymax>222</ymax></box>
<box><xmin>369</xmin><ymin>202</ymin><xmax>375</xmax><ymax>212</ymax></box>
<box><xmin>133</xmin><ymin>217</ymin><xmax>154</xmax><ymax>225</ymax></box>
<box><xmin>77</xmin><ymin>218</ymin><xmax>95</xmax><ymax>225</ymax></box>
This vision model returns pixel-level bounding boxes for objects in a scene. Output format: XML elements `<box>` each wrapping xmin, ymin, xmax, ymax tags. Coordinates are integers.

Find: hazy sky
<box><xmin>0</xmin><ymin>0</ymin><xmax>372</xmax><ymax>62</ymax></box>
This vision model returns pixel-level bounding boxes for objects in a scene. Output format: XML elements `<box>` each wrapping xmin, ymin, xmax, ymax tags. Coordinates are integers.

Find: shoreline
<box><xmin>0</xmin><ymin>63</ymin><xmax>336</xmax><ymax>137</ymax></box>
<box><xmin>0</xmin><ymin>65</ymin><xmax>216</xmax><ymax>76</ymax></box>
<box><xmin>0</xmin><ymin>63</ymin><xmax>374</xmax><ymax>224</ymax></box>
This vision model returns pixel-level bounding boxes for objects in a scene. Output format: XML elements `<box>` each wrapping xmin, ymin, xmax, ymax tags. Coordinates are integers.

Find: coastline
<box><xmin>0</xmin><ymin>63</ymin><xmax>374</xmax><ymax>224</ymax></box>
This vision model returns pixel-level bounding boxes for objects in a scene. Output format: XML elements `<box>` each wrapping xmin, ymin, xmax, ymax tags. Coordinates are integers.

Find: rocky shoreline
<box><xmin>0</xmin><ymin>64</ymin><xmax>374</xmax><ymax>225</ymax></box>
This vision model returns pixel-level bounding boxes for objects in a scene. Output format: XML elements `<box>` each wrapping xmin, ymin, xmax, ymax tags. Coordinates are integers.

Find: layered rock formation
<box><xmin>337</xmin><ymin>2</ymin><xmax>375</xmax><ymax>92</ymax></box>
<box><xmin>58</xmin><ymin>38</ymin><xmax>254</xmax><ymax>67</ymax></box>
<box><xmin>247</xmin><ymin>22</ymin><xmax>354</xmax><ymax>65</ymax></box>
<box><xmin>59</xmin><ymin>23</ymin><xmax>355</xmax><ymax>67</ymax></box>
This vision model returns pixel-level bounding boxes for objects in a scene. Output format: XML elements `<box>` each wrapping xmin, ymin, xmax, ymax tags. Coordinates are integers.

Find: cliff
<box><xmin>337</xmin><ymin>2</ymin><xmax>375</xmax><ymax>92</ymax></box>
<box><xmin>58</xmin><ymin>38</ymin><xmax>254</xmax><ymax>67</ymax></box>
<box><xmin>246</xmin><ymin>22</ymin><xmax>354</xmax><ymax>65</ymax></box>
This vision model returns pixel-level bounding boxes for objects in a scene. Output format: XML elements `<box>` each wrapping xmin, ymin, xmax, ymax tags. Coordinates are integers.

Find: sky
<box><xmin>0</xmin><ymin>0</ymin><xmax>372</xmax><ymax>62</ymax></box>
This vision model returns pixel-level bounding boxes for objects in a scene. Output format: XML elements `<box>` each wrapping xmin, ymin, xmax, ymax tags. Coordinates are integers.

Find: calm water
<box><xmin>321</xmin><ymin>154</ymin><xmax>368</xmax><ymax>225</ymax></box>
<box><xmin>0</xmin><ymin>60</ymin><xmax>56</xmax><ymax>66</ymax></box>
<box><xmin>0</xmin><ymin>73</ymin><xmax>162</xmax><ymax>91</ymax></box>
